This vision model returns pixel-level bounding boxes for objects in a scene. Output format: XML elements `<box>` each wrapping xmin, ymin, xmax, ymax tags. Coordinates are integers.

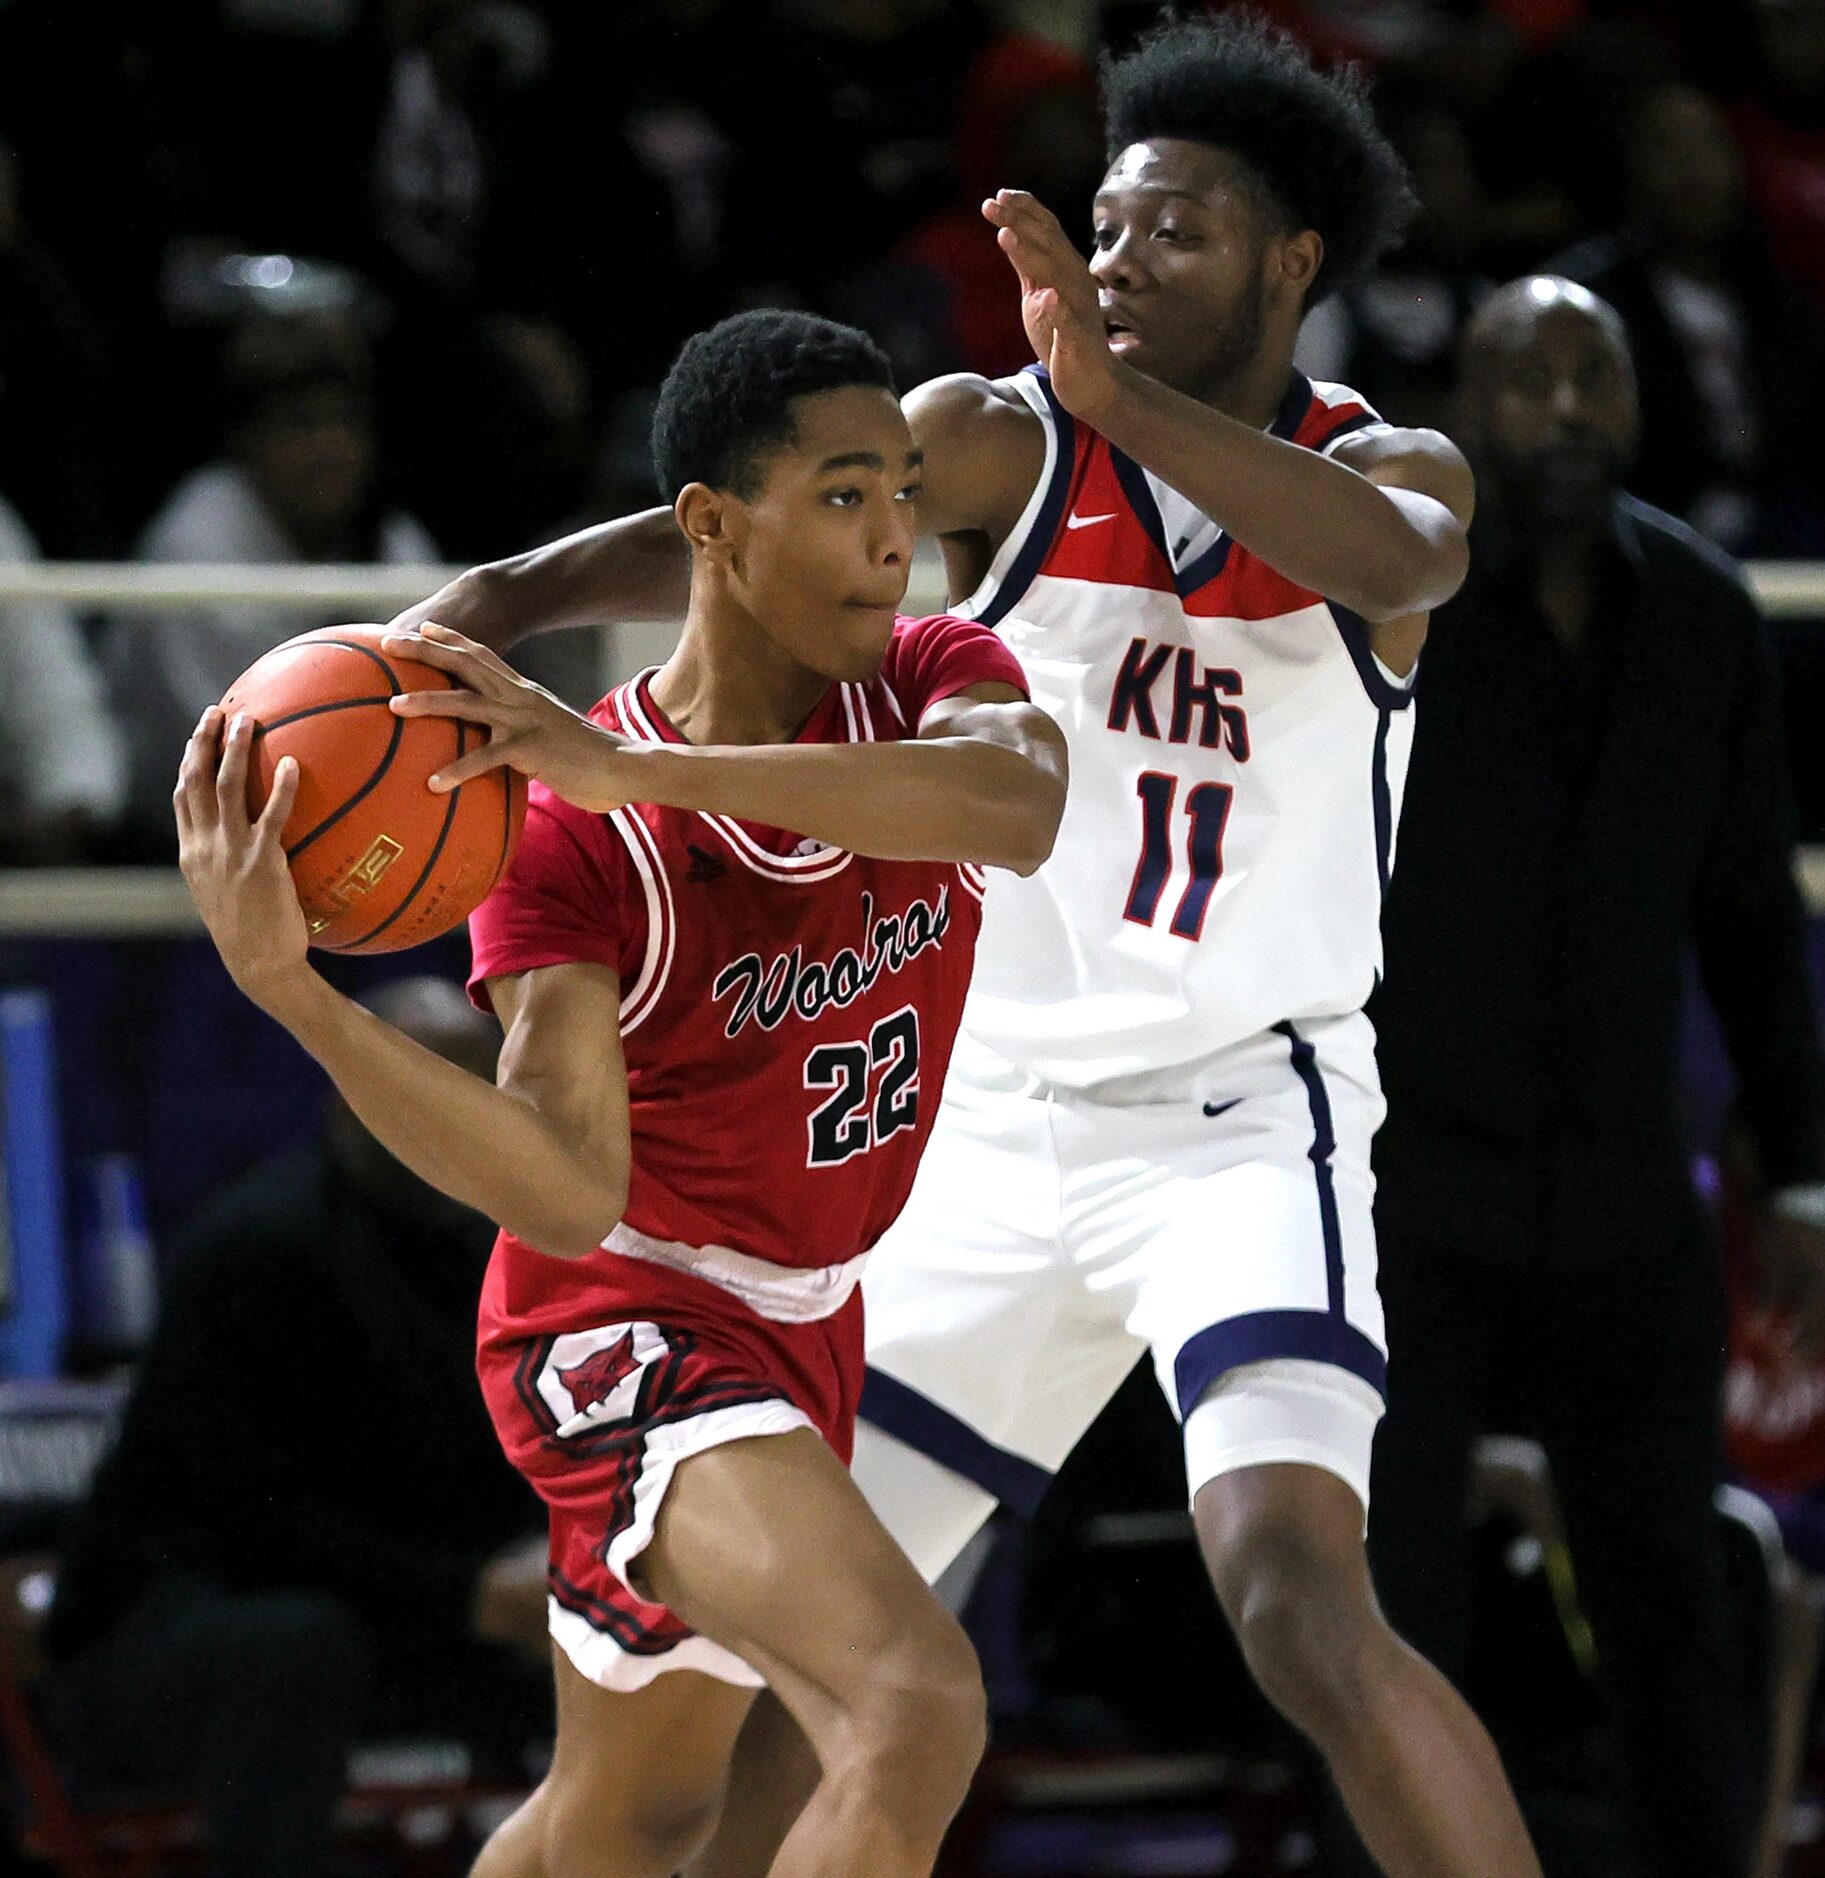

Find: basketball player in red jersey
<box><xmin>176</xmin><ymin>309</ymin><xmax>1067</xmax><ymax>1878</ymax></box>
<box><xmin>394</xmin><ymin>21</ymin><xmax>1541</xmax><ymax>1877</ymax></box>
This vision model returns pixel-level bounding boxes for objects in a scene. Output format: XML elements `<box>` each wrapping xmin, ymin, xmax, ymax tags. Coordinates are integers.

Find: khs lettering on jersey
<box><xmin>1107</xmin><ymin>638</ymin><xmax>1252</xmax><ymax>759</ymax></box>
<box><xmin>952</xmin><ymin>367</ymin><xmax>1416</xmax><ymax>1086</ymax></box>
<box><xmin>712</xmin><ymin>887</ymin><xmax>954</xmax><ymax>1039</ymax></box>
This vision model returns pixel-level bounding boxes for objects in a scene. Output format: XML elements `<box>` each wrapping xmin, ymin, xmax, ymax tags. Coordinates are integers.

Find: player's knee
<box><xmin>542</xmin><ymin>1778</ymin><xmax>722</xmax><ymax>1878</ymax></box>
<box><xmin>1207</xmin><ymin>1520</ymin><xmax>1386</xmax><ymax>1748</ymax></box>
<box><xmin>843</xmin><ymin>1620</ymin><xmax>987</xmax><ymax>1825</ymax></box>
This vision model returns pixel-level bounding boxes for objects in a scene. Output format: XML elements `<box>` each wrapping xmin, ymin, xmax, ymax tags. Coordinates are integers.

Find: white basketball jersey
<box><xmin>959</xmin><ymin>367</ymin><xmax>1415</xmax><ymax>1092</ymax></box>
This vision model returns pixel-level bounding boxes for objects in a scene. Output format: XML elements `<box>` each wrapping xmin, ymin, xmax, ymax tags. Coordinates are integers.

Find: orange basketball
<box><xmin>219</xmin><ymin>624</ymin><xmax>527</xmax><ymax>954</ymax></box>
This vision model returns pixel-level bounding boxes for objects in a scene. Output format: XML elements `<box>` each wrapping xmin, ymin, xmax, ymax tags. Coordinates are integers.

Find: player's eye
<box><xmin>897</xmin><ymin>481</ymin><xmax>923</xmax><ymax>503</ymax></box>
<box><xmin>1092</xmin><ymin>224</ymin><xmax>1117</xmax><ymax>250</ymax></box>
<box><xmin>1154</xmin><ymin>225</ymin><xmax>1185</xmax><ymax>244</ymax></box>
<box><xmin>824</xmin><ymin>487</ymin><xmax>864</xmax><ymax>507</ymax></box>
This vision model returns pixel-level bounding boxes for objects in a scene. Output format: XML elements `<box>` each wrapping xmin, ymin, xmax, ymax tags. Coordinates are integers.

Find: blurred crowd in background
<box><xmin>1</xmin><ymin>0</ymin><xmax>1825</xmax><ymax>860</ymax></box>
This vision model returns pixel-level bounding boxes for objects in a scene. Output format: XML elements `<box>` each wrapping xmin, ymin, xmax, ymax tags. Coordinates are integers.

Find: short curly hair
<box><xmin>1101</xmin><ymin>11</ymin><xmax>1415</xmax><ymax>301</ymax></box>
<box><xmin>651</xmin><ymin>310</ymin><xmax>897</xmax><ymax>500</ymax></box>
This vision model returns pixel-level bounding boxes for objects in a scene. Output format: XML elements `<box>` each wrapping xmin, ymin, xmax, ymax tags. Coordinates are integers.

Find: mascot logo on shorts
<box><xmin>558</xmin><ymin>1332</ymin><xmax>641</xmax><ymax>1415</ymax></box>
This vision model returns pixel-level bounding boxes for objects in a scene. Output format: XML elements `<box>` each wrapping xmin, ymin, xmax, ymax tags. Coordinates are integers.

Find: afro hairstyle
<box><xmin>651</xmin><ymin>310</ymin><xmax>897</xmax><ymax>501</ymax></box>
<box><xmin>1101</xmin><ymin>11</ymin><xmax>1415</xmax><ymax>301</ymax></box>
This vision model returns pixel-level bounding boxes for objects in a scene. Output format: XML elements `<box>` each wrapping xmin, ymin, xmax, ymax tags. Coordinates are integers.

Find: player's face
<box><xmin>1090</xmin><ymin>140</ymin><xmax>1288</xmax><ymax>398</ymax></box>
<box><xmin>1460</xmin><ymin>298</ymin><xmax>1639</xmax><ymax>531</ymax></box>
<box><xmin>732</xmin><ymin>386</ymin><xmax>920</xmax><ymax>682</ymax></box>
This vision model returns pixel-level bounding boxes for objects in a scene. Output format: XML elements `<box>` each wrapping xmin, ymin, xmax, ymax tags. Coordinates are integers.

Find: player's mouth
<box><xmin>1103</xmin><ymin>307</ymin><xmax>1143</xmax><ymax>354</ymax></box>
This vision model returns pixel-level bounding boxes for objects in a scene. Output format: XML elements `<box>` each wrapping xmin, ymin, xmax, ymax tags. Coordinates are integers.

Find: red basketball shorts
<box><xmin>477</xmin><ymin>1256</ymin><xmax>864</xmax><ymax>1693</ymax></box>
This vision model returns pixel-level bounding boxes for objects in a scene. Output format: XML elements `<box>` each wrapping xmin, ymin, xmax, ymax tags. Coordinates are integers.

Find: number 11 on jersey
<box><xmin>1123</xmin><ymin>771</ymin><xmax>1234</xmax><ymax>941</ymax></box>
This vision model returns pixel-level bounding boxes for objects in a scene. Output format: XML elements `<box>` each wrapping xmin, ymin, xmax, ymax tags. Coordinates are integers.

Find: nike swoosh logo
<box><xmin>1201</xmin><ymin>1097</ymin><xmax>1242</xmax><ymax>1119</ymax></box>
<box><xmin>1065</xmin><ymin>511</ymin><xmax>1117</xmax><ymax>530</ymax></box>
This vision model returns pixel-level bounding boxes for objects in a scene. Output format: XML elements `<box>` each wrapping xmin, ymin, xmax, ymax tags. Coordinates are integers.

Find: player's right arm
<box><xmin>389</xmin><ymin>377</ymin><xmax>1047</xmax><ymax>650</ymax></box>
<box><xmin>176</xmin><ymin>708</ymin><xmax>630</xmax><ymax>1259</ymax></box>
<box><xmin>389</xmin><ymin>507</ymin><xmax>691</xmax><ymax>653</ymax></box>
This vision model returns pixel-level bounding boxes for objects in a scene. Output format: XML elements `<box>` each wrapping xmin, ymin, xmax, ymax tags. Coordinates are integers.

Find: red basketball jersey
<box><xmin>467</xmin><ymin>613</ymin><xmax>1027</xmax><ymax>1340</ymax></box>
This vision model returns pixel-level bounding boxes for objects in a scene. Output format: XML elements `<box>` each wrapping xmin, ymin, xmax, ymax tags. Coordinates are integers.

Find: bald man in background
<box><xmin>1349</xmin><ymin>278</ymin><xmax>1825</xmax><ymax>1876</ymax></box>
<box><xmin>44</xmin><ymin>978</ymin><xmax>551</xmax><ymax>1878</ymax></box>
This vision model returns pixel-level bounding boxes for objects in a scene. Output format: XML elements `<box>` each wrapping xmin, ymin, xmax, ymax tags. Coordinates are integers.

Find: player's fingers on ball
<box><xmin>215</xmin><ymin>712</ymin><xmax>256</xmax><ymax>828</ymax></box>
<box><xmin>428</xmin><ymin>738</ymin><xmax>511</xmax><ymax>793</ymax></box>
<box><xmin>177</xmin><ymin>709</ymin><xmax>223</xmax><ymax>821</ymax></box>
<box><xmin>381</xmin><ymin>629</ymin><xmax>475</xmax><ymax>677</ymax></box>
<box><xmin>256</xmin><ymin>755</ymin><xmax>300</xmax><ymax>841</ymax></box>
<box><xmin>388</xmin><ymin>686</ymin><xmax>501</xmax><ymax>723</ymax></box>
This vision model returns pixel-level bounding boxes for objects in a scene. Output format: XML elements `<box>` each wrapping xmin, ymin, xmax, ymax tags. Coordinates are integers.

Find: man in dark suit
<box><xmin>1358</xmin><ymin>275</ymin><xmax>1825</xmax><ymax>1877</ymax></box>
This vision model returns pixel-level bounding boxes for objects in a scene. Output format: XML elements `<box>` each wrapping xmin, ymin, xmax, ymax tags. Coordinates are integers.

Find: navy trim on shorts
<box><xmin>1172</xmin><ymin>1021</ymin><xmax>1388</xmax><ymax>1414</ymax></box>
<box><xmin>859</xmin><ymin>1367</ymin><xmax>1054</xmax><ymax>1516</ymax></box>
<box><xmin>976</xmin><ymin>368</ymin><xmax>1077</xmax><ymax>630</ymax></box>
<box><xmin>1173</xmin><ymin>1309</ymin><xmax>1388</xmax><ymax>1415</ymax></box>
<box><xmin>1277</xmin><ymin>1020</ymin><xmax>1345</xmax><ymax>1318</ymax></box>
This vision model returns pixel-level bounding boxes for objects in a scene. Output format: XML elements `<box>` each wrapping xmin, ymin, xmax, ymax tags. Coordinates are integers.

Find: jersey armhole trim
<box><xmin>962</xmin><ymin>370</ymin><xmax>1075</xmax><ymax>628</ymax></box>
<box><xmin>1329</xmin><ymin>602</ymin><xmax>1418</xmax><ymax>711</ymax></box>
<box><xmin>607</xmin><ymin>807</ymin><xmax>675</xmax><ymax>1034</ymax></box>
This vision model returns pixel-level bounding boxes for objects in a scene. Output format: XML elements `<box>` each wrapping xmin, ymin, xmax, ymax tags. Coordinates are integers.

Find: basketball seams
<box><xmin>233</xmin><ymin>628</ymin><xmax>516</xmax><ymax>953</ymax></box>
<box><xmin>252</xmin><ymin>695</ymin><xmax>394</xmax><ymax>737</ymax></box>
<box><xmin>284</xmin><ymin>704</ymin><xmax>405</xmax><ymax>862</ymax></box>
<box><xmin>328</xmin><ymin>717</ymin><xmax>471</xmax><ymax>953</ymax></box>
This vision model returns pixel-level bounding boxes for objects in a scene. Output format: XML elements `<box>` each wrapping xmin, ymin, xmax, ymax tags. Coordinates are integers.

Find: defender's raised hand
<box><xmin>984</xmin><ymin>189</ymin><xmax>1127</xmax><ymax>425</ymax></box>
<box><xmin>381</xmin><ymin>624</ymin><xmax>644</xmax><ymax>814</ymax></box>
<box><xmin>175</xmin><ymin>707</ymin><xmax>309</xmax><ymax>1009</ymax></box>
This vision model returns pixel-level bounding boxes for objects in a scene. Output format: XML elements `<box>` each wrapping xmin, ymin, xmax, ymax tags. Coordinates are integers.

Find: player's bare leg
<box><xmin>1195</xmin><ymin>1462</ymin><xmax>1541</xmax><ymax>1877</ymax></box>
<box><xmin>470</xmin><ymin>1661</ymin><xmax>755</xmax><ymax>1878</ymax></box>
<box><xmin>685</xmin><ymin>1688</ymin><xmax>823</xmax><ymax>1878</ymax></box>
<box><xmin>645</xmin><ymin>1428</ymin><xmax>986</xmax><ymax>1878</ymax></box>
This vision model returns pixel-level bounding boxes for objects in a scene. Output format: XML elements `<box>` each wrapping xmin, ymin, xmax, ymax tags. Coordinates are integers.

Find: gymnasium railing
<box><xmin>1</xmin><ymin>555</ymin><xmax>1819</xmax><ymax>928</ymax></box>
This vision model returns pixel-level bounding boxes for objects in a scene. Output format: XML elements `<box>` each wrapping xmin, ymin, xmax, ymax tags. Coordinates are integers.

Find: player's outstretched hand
<box><xmin>381</xmin><ymin>624</ymin><xmax>644</xmax><ymax>814</ymax></box>
<box><xmin>175</xmin><ymin>706</ymin><xmax>310</xmax><ymax>1010</ymax></box>
<box><xmin>983</xmin><ymin>188</ymin><xmax>1128</xmax><ymax>426</ymax></box>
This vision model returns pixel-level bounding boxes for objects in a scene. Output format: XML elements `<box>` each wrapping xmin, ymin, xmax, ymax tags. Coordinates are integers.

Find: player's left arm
<box><xmin>384</xmin><ymin>629</ymin><xmax>1069</xmax><ymax>876</ymax></box>
<box><xmin>176</xmin><ymin>708</ymin><xmax>631</xmax><ymax>1258</ymax></box>
<box><xmin>986</xmin><ymin>187</ymin><xmax>1476</xmax><ymax>628</ymax></box>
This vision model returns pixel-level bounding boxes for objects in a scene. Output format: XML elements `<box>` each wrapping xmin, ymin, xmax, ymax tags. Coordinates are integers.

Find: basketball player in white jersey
<box><xmin>399</xmin><ymin>17</ymin><xmax>1539</xmax><ymax>1873</ymax></box>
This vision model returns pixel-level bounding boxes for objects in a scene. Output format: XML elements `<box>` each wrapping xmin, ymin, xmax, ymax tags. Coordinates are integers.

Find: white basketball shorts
<box><xmin>854</xmin><ymin>1012</ymin><xmax>1388</xmax><ymax>1583</ymax></box>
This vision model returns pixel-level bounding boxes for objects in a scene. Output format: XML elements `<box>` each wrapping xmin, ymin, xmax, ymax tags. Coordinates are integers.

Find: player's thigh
<box><xmin>859</xmin><ymin>1051</ymin><xmax>1137</xmax><ymax>1564</ymax></box>
<box><xmin>541</xmin><ymin>1651</ymin><xmax>756</xmax><ymax>1858</ymax></box>
<box><xmin>1083</xmin><ymin>1022</ymin><xmax>1388</xmax><ymax>1510</ymax></box>
<box><xmin>641</xmin><ymin>1427</ymin><xmax>984</xmax><ymax>1753</ymax></box>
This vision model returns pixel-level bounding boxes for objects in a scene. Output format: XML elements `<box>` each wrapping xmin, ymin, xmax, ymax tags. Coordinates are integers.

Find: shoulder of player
<box><xmin>1326</xmin><ymin>423</ymin><xmax>1475</xmax><ymax>524</ymax></box>
<box><xmin>903</xmin><ymin>373</ymin><xmax>1046</xmax><ymax>536</ymax></box>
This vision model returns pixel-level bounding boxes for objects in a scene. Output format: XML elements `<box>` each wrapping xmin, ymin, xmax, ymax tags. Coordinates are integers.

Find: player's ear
<box><xmin>1273</xmin><ymin>228</ymin><xmax>1322</xmax><ymax>299</ymax></box>
<box><xmin>676</xmin><ymin>482</ymin><xmax>738</xmax><ymax>567</ymax></box>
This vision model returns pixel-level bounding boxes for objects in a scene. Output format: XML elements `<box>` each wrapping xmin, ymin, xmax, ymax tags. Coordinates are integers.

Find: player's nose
<box><xmin>874</xmin><ymin>500</ymin><xmax>915</xmax><ymax>566</ymax></box>
<box><xmin>1090</xmin><ymin>231</ymin><xmax>1143</xmax><ymax>290</ymax></box>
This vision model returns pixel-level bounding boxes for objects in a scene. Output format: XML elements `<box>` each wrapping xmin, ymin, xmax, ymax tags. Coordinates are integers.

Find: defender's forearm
<box><xmin>260</xmin><ymin>971</ymin><xmax>625</xmax><ymax>1256</ymax></box>
<box><xmin>1093</xmin><ymin>371</ymin><xmax>1464</xmax><ymax>620</ymax></box>
<box><xmin>393</xmin><ymin>508</ymin><xmax>690</xmax><ymax>652</ymax></box>
<box><xmin>632</xmin><ymin>734</ymin><xmax>1064</xmax><ymax>875</ymax></box>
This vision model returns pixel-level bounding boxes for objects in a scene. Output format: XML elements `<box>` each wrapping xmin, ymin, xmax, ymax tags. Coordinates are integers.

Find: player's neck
<box><xmin>650</xmin><ymin>599</ymin><xmax>831</xmax><ymax>747</ymax></box>
<box><xmin>1193</xmin><ymin>343</ymin><xmax>1299</xmax><ymax>434</ymax></box>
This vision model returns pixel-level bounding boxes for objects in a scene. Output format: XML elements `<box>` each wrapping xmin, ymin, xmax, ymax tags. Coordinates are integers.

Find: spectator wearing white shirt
<box><xmin>0</xmin><ymin>492</ymin><xmax>126</xmax><ymax>862</ymax></box>
<box><xmin>106</xmin><ymin>312</ymin><xmax>438</xmax><ymax>848</ymax></box>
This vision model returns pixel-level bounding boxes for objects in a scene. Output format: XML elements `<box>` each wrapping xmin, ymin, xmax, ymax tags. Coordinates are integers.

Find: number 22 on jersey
<box><xmin>804</xmin><ymin>1006</ymin><xmax>921</xmax><ymax>1168</ymax></box>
